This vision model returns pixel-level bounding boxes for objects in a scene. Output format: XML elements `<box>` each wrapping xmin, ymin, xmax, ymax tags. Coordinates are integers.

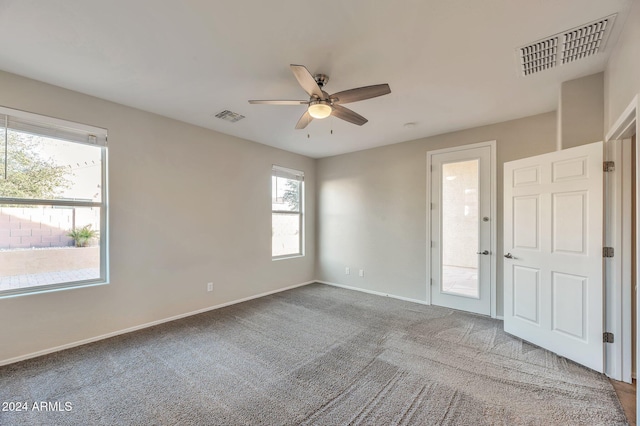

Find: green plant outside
<box><xmin>67</xmin><ymin>224</ymin><xmax>99</xmax><ymax>247</ymax></box>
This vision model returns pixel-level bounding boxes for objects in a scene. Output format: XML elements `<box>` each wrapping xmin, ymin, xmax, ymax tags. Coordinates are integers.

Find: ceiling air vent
<box><xmin>561</xmin><ymin>18</ymin><xmax>611</xmax><ymax>64</ymax></box>
<box><xmin>215</xmin><ymin>110</ymin><xmax>245</xmax><ymax>123</ymax></box>
<box><xmin>518</xmin><ymin>14</ymin><xmax>616</xmax><ymax>76</ymax></box>
<box><xmin>520</xmin><ymin>36</ymin><xmax>558</xmax><ymax>76</ymax></box>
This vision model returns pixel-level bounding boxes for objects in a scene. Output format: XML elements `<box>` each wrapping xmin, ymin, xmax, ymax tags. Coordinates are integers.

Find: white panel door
<box><xmin>504</xmin><ymin>141</ymin><xmax>604</xmax><ymax>372</ymax></box>
<box><xmin>430</xmin><ymin>144</ymin><xmax>493</xmax><ymax>316</ymax></box>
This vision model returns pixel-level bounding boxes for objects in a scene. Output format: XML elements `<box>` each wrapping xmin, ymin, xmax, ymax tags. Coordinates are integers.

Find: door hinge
<box><xmin>603</xmin><ymin>161</ymin><xmax>615</xmax><ymax>172</ymax></box>
<box><xmin>603</xmin><ymin>247</ymin><xmax>614</xmax><ymax>258</ymax></box>
<box><xmin>603</xmin><ymin>332</ymin><xmax>614</xmax><ymax>343</ymax></box>
<box><xmin>430</xmin><ymin>278</ymin><xmax>433</xmax><ymax>286</ymax></box>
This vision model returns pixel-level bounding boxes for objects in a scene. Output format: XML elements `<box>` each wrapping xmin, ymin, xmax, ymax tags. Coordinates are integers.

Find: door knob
<box><xmin>504</xmin><ymin>253</ymin><xmax>516</xmax><ymax>259</ymax></box>
<box><xmin>477</xmin><ymin>250</ymin><xmax>489</xmax><ymax>255</ymax></box>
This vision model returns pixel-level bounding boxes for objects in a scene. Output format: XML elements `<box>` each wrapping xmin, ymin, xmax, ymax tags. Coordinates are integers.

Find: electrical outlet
<box><xmin>207</xmin><ymin>282</ymin><xmax>213</xmax><ymax>292</ymax></box>
<box><xmin>359</xmin><ymin>269</ymin><xmax>364</xmax><ymax>277</ymax></box>
<box><xmin>345</xmin><ymin>267</ymin><xmax>350</xmax><ymax>275</ymax></box>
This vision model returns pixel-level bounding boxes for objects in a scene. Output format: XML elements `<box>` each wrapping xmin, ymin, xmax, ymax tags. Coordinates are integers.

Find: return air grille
<box><xmin>518</xmin><ymin>14</ymin><xmax>616</xmax><ymax>76</ymax></box>
<box><xmin>215</xmin><ymin>110</ymin><xmax>245</xmax><ymax>123</ymax></box>
<box><xmin>520</xmin><ymin>37</ymin><xmax>558</xmax><ymax>76</ymax></box>
<box><xmin>561</xmin><ymin>18</ymin><xmax>609</xmax><ymax>64</ymax></box>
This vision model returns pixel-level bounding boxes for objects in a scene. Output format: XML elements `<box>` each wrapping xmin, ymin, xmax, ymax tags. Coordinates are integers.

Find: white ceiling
<box><xmin>0</xmin><ymin>0</ymin><xmax>632</xmax><ymax>158</ymax></box>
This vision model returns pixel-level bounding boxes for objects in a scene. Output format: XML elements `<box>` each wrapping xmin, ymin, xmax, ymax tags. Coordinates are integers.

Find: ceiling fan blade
<box><xmin>331</xmin><ymin>105</ymin><xmax>368</xmax><ymax>126</ymax></box>
<box><xmin>330</xmin><ymin>84</ymin><xmax>391</xmax><ymax>104</ymax></box>
<box><xmin>248</xmin><ymin>100</ymin><xmax>308</xmax><ymax>105</ymax></box>
<box><xmin>295</xmin><ymin>110</ymin><xmax>313</xmax><ymax>129</ymax></box>
<box><xmin>290</xmin><ymin>64</ymin><xmax>323</xmax><ymax>99</ymax></box>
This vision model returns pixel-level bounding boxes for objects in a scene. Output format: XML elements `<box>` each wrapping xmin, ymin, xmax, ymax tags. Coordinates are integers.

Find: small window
<box><xmin>0</xmin><ymin>107</ymin><xmax>108</xmax><ymax>297</ymax></box>
<box><xmin>272</xmin><ymin>165</ymin><xmax>303</xmax><ymax>258</ymax></box>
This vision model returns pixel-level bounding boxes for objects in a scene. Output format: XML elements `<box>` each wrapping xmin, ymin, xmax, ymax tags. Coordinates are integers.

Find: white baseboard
<box><xmin>318</xmin><ymin>281</ymin><xmax>504</xmax><ymax>320</ymax></box>
<box><xmin>317</xmin><ymin>280</ymin><xmax>428</xmax><ymax>305</ymax></box>
<box><xmin>0</xmin><ymin>280</ymin><xmax>314</xmax><ymax>367</ymax></box>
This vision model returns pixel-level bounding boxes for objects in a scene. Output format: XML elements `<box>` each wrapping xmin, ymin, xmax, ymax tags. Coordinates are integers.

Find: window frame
<box><xmin>271</xmin><ymin>165</ymin><xmax>304</xmax><ymax>260</ymax></box>
<box><xmin>0</xmin><ymin>106</ymin><xmax>108</xmax><ymax>298</ymax></box>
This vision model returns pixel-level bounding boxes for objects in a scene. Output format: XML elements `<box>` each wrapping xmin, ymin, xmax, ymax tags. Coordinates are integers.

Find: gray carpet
<box><xmin>0</xmin><ymin>283</ymin><xmax>628</xmax><ymax>425</ymax></box>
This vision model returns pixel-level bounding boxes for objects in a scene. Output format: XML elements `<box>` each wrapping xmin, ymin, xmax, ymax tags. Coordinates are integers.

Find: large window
<box><xmin>272</xmin><ymin>165</ymin><xmax>303</xmax><ymax>258</ymax></box>
<box><xmin>0</xmin><ymin>107</ymin><xmax>108</xmax><ymax>297</ymax></box>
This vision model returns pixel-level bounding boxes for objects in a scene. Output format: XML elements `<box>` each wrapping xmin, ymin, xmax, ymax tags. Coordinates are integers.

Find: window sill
<box><xmin>0</xmin><ymin>279</ymin><xmax>109</xmax><ymax>299</ymax></box>
<box><xmin>272</xmin><ymin>254</ymin><xmax>304</xmax><ymax>261</ymax></box>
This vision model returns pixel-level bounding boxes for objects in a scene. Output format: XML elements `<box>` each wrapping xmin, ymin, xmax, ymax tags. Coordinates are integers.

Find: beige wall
<box><xmin>559</xmin><ymin>72</ymin><xmax>604</xmax><ymax>149</ymax></box>
<box><xmin>0</xmin><ymin>71</ymin><xmax>316</xmax><ymax>363</ymax></box>
<box><xmin>316</xmin><ymin>112</ymin><xmax>557</xmax><ymax>315</ymax></box>
<box><xmin>605</xmin><ymin>0</ymin><xmax>640</xmax><ymax>130</ymax></box>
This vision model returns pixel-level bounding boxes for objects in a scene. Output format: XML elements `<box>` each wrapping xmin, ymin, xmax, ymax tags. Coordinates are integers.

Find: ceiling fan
<box><xmin>249</xmin><ymin>64</ymin><xmax>391</xmax><ymax>129</ymax></box>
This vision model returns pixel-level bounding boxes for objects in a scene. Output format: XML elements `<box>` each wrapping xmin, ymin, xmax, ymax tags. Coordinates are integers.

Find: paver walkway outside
<box><xmin>0</xmin><ymin>268</ymin><xmax>99</xmax><ymax>292</ymax></box>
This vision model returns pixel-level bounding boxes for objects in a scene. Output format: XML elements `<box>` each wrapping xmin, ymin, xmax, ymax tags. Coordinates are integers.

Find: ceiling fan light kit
<box><xmin>308</xmin><ymin>101</ymin><xmax>332</xmax><ymax>119</ymax></box>
<box><xmin>249</xmin><ymin>64</ymin><xmax>391</xmax><ymax>129</ymax></box>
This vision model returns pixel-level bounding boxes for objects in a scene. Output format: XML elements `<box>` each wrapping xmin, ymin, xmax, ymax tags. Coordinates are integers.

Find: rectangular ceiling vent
<box><xmin>215</xmin><ymin>110</ymin><xmax>245</xmax><ymax>123</ymax></box>
<box><xmin>520</xmin><ymin>36</ymin><xmax>558</xmax><ymax>76</ymax></box>
<box><xmin>561</xmin><ymin>18</ymin><xmax>611</xmax><ymax>64</ymax></box>
<box><xmin>518</xmin><ymin>14</ymin><xmax>616</xmax><ymax>76</ymax></box>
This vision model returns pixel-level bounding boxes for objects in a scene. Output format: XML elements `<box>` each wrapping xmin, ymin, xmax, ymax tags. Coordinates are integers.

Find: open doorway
<box><xmin>605</xmin><ymin>95</ymin><xmax>638</xmax><ymax>424</ymax></box>
<box><xmin>608</xmin><ymin>133</ymin><xmax>637</xmax><ymax>426</ymax></box>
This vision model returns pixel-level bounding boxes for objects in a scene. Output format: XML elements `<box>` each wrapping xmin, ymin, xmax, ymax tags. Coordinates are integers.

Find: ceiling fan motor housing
<box><xmin>314</xmin><ymin>74</ymin><xmax>329</xmax><ymax>89</ymax></box>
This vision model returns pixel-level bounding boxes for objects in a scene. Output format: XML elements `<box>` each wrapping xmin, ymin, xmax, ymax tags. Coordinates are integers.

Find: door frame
<box><xmin>426</xmin><ymin>140</ymin><xmax>497</xmax><ymax>318</ymax></box>
<box><xmin>605</xmin><ymin>94</ymin><xmax>638</xmax><ymax>383</ymax></box>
